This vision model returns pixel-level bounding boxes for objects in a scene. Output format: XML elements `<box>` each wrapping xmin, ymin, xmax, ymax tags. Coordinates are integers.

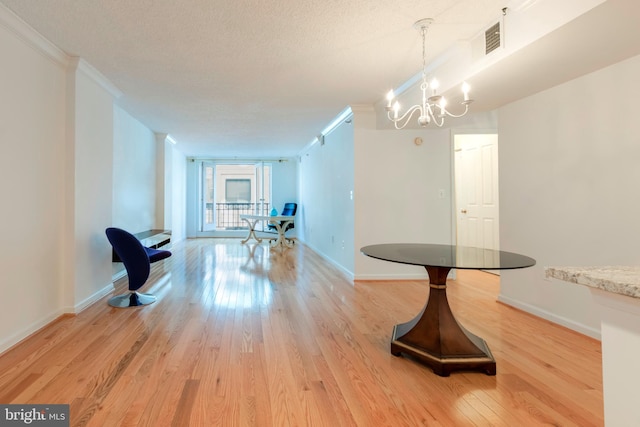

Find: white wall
<box><xmin>154</xmin><ymin>134</ymin><xmax>187</xmax><ymax>243</ymax></box>
<box><xmin>169</xmin><ymin>146</ymin><xmax>187</xmax><ymax>243</ymax></box>
<box><xmin>297</xmin><ymin>107</ymin><xmax>495</xmax><ymax>280</ymax></box>
<box><xmin>298</xmin><ymin>115</ymin><xmax>355</xmax><ymax>274</ymax></box>
<box><xmin>353</xmin><ymin>110</ymin><xmax>456</xmax><ymax>279</ymax></box>
<box><xmin>498</xmin><ymin>53</ymin><xmax>640</xmax><ymax>338</ymax></box>
<box><xmin>0</xmin><ymin>9</ymin><xmax>67</xmax><ymax>352</ymax></box>
<box><xmin>67</xmin><ymin>61</ymin><xmax>116</xmax><ymax>309</ymax></box>
<box><xmin>270</xmin><ymin>159</ymin><xmax>298</xmax><ymax>228</ymax></box>
<box><xmin>0</xmin><ymin>4</ymin><xmax>177</xmax><ymax>353</ymax></box>
<box><xmin>112</xmin><ymin>106</ymin><xmax>157</xmax><ymax>233</ymax></box>
<box><xmin>186</xmin><ymin>159</ymin><xmax>199</xmax><ymax>237</ymax></box>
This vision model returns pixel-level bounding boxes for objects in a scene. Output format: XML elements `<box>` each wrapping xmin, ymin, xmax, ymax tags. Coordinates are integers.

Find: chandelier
<box><xmin>386</xmin><ymin>18</ymin><xmax>473</xmax><ymax>129</ymax></box>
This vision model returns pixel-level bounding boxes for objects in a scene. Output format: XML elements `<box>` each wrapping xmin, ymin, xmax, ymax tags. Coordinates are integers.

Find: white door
<box><xmin>454</xmin><ymin>134</ymin><xmax>499</xmax><ymax>250</ymax></box>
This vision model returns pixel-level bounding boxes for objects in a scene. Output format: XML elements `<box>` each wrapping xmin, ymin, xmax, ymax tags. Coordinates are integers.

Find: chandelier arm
<box><xmin>431</xmin><ymin>115</ymin><xmax>445</xmax><ymax>127</ymax></box>
<box><xmin>425</xmin><ymin>103</ymin><xmax>435</xmax><ymax>119</ymax></box>
<box><xmin>440</xmin><ymin>104</ymin><xmax>470</xmax><ymax>118</ymax></box>
<box><xmin>387</xmin><ymin>105</ymin><xmax>423</xmax><ymax>129</ymax></box>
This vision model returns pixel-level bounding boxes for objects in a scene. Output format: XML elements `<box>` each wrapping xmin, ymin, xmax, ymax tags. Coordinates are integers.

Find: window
<box><xmin>225</xmin><ymin>179</ymin><xmax>251</xmax><ymax>203</ymax></box>
<box><xmin>200</xmin><ymin>162</ymin><xmax>272</xmax><ymax>232</ymax></box>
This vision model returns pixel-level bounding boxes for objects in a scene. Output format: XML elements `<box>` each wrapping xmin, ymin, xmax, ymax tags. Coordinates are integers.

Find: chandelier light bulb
<box><xmin>386</xmin><ymin>18</ymin><xmax>474</xmax><ymax>129</ymax></box>
<box><xmin>386</xmin><ymin>90</ymin><xmax>395</xmax><ymax>109</ymax></box>
<box><xmin>438</xmin><ymin>97</ymin><xmax>447</xmax><ymax>116</ymax></box>
<box><xmin>430</xmin><ymin>78</ymin><xmax>440</xmax><ymax>95</ymax></box>
<box><xmin>462</xmin><ymin>82</ymin><xmax>470</xmax><ymax>101</ymax></box>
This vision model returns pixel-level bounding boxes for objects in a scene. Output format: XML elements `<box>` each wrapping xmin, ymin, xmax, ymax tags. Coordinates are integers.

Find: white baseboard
<box><xmin>0</xmin><ymin>281</ymin><xmax>115</xmax><ymax>356</ymax></box>
<box><xmin>353</xmin><ymin>269</ymin><xmax>453</xmax><ymax>281</ymax></box>
<box><xmin>70</xmin><ymin>282</ymin><xmax>114</xmax><ymax>314</ymax></box>
<box><xmin>0</xmin><ymin>309</ymin><xmax>64</xmax><ymax>355</ymax></box>
<box><xmin>0</xmin><ymin>283</ymin><xmax>113</xmax><ymax>354</ymax></box>
<box><xmin>498</xmin><ymin>294</ymin><xmax>601</xmax><ymax>340</ymax></box>
<box><xmin>353</xmin><ymin>273</ymin><xmax>429</xmax><ymax>281</ymax></box>
<box><xmin>111</xmin><ymin>269</ymin><xmax>127</xmax><ymax>282</ymax></box>
<box><xmin>299</xmin><ymin>241</ymin><xmax>355</xmax><ymax>282</ymax></box>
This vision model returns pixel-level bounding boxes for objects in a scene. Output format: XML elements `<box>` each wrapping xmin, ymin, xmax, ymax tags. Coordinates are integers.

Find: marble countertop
<box><xmin>545</xmin><ymin>266</ymin><xmax>640</xmax><ymax>299</ymax></box>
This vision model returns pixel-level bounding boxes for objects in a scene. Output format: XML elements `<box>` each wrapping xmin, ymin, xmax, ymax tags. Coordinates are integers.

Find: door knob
<box><xmin>461</xmin><ymin>209</ymin><xmax>467</xmax><ymax>214</ymax></box>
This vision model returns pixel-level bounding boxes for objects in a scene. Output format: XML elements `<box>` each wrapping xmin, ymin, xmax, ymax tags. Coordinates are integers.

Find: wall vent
<box><xmin>485</xmin><ymin>22</ymin><xmax>501</xmax><ymax>55</ymax></box>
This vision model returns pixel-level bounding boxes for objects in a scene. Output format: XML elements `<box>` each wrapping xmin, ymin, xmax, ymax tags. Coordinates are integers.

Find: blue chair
<box><xmin>268</xmin><ymin>203</ymin><xmax>297</xmax><ymax>232</ymax></box>
<box><xmin>106</xmin><ymin>227</ymin><xmax>172</xmax><ymax>307</ymax></box>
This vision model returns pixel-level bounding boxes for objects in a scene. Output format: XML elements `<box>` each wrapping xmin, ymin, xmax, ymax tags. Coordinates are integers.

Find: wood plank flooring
<box><xmin>0</xmin><ymin>238</ymin><xmax>603</xmax><ymax>426</ymax></box>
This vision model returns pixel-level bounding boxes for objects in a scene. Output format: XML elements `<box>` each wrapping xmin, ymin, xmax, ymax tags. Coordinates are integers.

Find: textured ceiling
<box><xmin>3</xmin><ymin>0</ymin><xmax>640</xmax><ymax>158</ymax></box>
<box><xmin>0</xmin><ymin>0</ymin><xmax>509</xmax><ymax>157</ymax></box>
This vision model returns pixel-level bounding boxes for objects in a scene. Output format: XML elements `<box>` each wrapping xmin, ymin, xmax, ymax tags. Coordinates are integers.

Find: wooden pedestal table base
<box><xmin>360</xmin><ymin>243</ymin><xmax>535</xmax><ymax>376</ymax></box>
<box><xmin>390</xmin><ymin>266</ymin><xmax>496</xmax><ymax>377</ymax></box>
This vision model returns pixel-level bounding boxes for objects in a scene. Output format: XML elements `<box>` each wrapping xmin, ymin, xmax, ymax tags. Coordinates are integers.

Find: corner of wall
<box><xmin>0</xmin><ymin>3</ymin><xmax>68</xmax><ymax>67</ymax></box>
<box><xmin>73</xmin><ymin>57</ymin><xmax>123</xmax><ymax>99</ymax></box>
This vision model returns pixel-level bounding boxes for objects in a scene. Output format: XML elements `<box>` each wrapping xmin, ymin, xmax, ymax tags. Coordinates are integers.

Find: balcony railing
<box><xmin>205</xmin><ymin>202</ymin><xmax>270</xmax><ymax>230</ymax></box>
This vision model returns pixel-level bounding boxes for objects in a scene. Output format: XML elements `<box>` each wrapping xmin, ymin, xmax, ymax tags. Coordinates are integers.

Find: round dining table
<box><xmin>361</xmin><ymin>243</ymin><xmax>536</xmax><ymax>377</ymax></box>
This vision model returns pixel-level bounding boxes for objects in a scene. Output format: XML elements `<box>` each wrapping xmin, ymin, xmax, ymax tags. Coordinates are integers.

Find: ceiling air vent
<box><xmin>485</xmin><ymin>22</ymin><xmax>501</xmax><ymax>55</ymax></box>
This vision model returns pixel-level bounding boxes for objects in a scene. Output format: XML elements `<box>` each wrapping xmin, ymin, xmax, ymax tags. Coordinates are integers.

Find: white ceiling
<box><xmin>1</xmin><ymin>0</ymin><xmax>639</xmax><ymax>157</ymax></box>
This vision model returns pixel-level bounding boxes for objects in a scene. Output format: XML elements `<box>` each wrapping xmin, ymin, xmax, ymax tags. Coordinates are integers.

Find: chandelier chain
<box><xmin>421</xmin><ymin>26</ymin><xmax>427</xmax><ymax>82</ymax></box>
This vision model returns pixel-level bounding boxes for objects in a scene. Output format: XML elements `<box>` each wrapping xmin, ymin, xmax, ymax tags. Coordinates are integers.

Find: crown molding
<box><xmin>0</xmin><ymin>4</ymin><xmax>123</xmax><ymax>100</ymax></box>
<box><xmin>68</xmin><ymin>56</ymin><xmax>123</xmax><ymax>99</ymax></box>
<box><xmin>0</xmin><ymin>3</ymin><xmax>68</xmax><ymax>67</ymax></box>
<box><xmin>155</xmin><ymin>132</ymin><xmax>169</xmax><ymax>142</ymax></box>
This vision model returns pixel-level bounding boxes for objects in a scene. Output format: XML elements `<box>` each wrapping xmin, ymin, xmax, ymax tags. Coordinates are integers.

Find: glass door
<box><xmin>202</xmin><ymin>162</ymin><xmax>216</xmax><ymax>231</ymax></box>
<box><xmin>200</xmin><ymin>161</ymin><xmax>272</xmax><ymax>233</ymax></box>
<box><xmin>256</xmin><ymin>162</ymin><xmax>272</xmax><ymax>215</ymax></box>
<box><xmin>254</xmin><ymin>162</ymin><xmax>271</xmax><ymax>231</ymax></box>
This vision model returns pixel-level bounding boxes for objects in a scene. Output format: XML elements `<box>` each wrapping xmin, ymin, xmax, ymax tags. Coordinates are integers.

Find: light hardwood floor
<box><xmin>0</xmin><ymin>239</ymin><xmax>603</xmax><ymax>426</ymax></box>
